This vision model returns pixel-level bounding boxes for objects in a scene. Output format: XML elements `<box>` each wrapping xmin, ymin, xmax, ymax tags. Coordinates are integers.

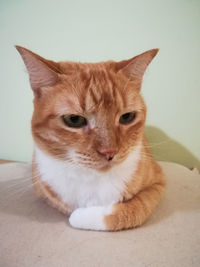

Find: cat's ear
<box><xmin>15</xmin><ymin>46</ymin><xmax>60</xmax><ymax>92</ymax></box>
<box><xmin>115</xmin><ymin>49</ymin><xmax>159</xmax><ymax>80</ymax></box>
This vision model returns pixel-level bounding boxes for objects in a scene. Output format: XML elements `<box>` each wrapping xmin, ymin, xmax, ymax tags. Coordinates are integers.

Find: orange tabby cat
<box><xmin>16</xmin><ymin>46</ymin><xmax>165</xmax><ymax>231</ymax></box>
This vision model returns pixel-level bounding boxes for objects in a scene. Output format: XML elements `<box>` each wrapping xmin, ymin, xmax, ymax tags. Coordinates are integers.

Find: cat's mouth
<box><xmin>93</xmin><ymin>156</ymin><xmax>126</xmax><ymax>172</ymax></box>
<box><xmin>67</xmin><ymin>149</ymin><xmax>118</xmax><ymax>171</ymax></box>
<box><xmin>73</xmin><ymin>157</ymin><xmax>115</xmax><ymax>172</ymax></box>
<box><xmin>78</xmin><ymin>160</ymin><xmax>114</xmax><ymax>172</ymax></box>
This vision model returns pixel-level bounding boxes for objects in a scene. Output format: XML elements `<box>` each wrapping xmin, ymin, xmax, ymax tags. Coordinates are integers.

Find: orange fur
<box><xmin>104</xmin><ymin>140</ymin><xmax>166</xmax><ymax>230</ymax></box>
<box><xmin>16</xmin><ymin>46</ymin><xmax>165</xmax><ymax>231</ymax></box>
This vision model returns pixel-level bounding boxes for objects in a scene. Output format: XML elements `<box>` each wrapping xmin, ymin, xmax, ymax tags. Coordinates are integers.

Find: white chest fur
<box><xmin>35</xmin><ymin>145</ymin><xmax>141</xmax><ymax>211</ymax></box>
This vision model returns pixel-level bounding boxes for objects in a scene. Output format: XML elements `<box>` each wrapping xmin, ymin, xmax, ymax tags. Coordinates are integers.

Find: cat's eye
<box><xmin>62</xmin><ymin>115</ymin><xmax>87</xmax><ymax>128</ymax></box>
<box><xmin>119</xmin><ymin>112</ymin><xmax>137</xmax><ymax>125</ymax></box>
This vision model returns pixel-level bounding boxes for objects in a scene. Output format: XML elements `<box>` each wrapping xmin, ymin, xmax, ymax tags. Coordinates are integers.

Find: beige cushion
<box><xmin>0</xmin><ymin>161</ymin><xmax>200</xmax><ymax>267</ymax></box>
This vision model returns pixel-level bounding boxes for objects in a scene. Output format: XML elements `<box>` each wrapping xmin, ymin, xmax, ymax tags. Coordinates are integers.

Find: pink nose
<box><xmin>97</xmin><ymin>148</ymin><xmax>117</xmax><ymax>161</ymax></box>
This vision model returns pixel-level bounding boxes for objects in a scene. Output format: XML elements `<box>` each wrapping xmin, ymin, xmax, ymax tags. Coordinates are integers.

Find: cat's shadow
<box><xmin>144</xmin><ymin>126</ymin><xmax>200</xmax><ymax>227</ymax></box>
<box><xmin>145</xmin><ymin>126</ymin><xmax>200</xmax><ymax>170</ymax></box>
<box><xmin>0</xmin><ymin>126</ymin><xmax>199</xmax><ymax>226</ymax></box>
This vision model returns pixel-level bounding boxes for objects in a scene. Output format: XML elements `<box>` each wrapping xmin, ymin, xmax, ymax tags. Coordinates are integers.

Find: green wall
<box><xmin>0</xmin><ymin>0</ymin><xmax>200</xmax><ymax>169</ymax></box>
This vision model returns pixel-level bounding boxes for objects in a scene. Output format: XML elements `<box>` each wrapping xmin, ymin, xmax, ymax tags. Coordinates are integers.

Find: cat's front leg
<box><xmin>69</xmin><ymin>182</ymin><xmax>165</xmax><ymax>231</ymax></box>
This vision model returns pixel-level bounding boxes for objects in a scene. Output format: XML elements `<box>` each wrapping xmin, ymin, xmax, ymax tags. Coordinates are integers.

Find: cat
<box><xmin>16</xmin><ymin>46</ymin><xmax>166</xmax><ymax>231</ymax></box>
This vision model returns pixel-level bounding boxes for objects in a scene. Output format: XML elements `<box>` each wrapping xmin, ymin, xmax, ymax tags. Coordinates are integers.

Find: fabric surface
<box><xmin>0</xmin><ymin>161</ymin><xmax>200</xmax><ymax>267</ymax></box>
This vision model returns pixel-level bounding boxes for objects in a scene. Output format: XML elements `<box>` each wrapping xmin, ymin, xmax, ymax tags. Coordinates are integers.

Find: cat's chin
<box><xmin>97</xmin><ymin>164</ymin><xmax>113</xmax><ymax>172</ymax></box>
<box><xmin>94</xmin><ymin>160</ymin><xmax>118</xmax><ymax>172</ymax></box>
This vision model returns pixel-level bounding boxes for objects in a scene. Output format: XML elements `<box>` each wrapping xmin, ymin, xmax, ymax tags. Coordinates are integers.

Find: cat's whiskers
<box><xmin>2</xmin><ymin>179</ymin><xmax>34</xmax><ymax>200</ymax></box>
<box><xmin>51</xmin><ymin>153</ymin><xmax>82</xmax><ymax>166</ymax></box>
<box><xmin>76</xmin><ymin>152</ymin><xmax>91</xmax><ymax>159</ymax></box>
<box><xmin>144</xmin><ymin>140</ymin><xmax>170</xmax><ymax>149</ymax></box>
<box><xmin>2</xmin><ymin>168</ymin><xmax>41</xmax><ymax>187</ymax></box>
<box><xmin>3</xmin><ymin>177</ymin><xmax>31</xmax><ymax>188</ymax></box>
<box><xmin>2</xmin><ymin>174</ymin><xmax>39</xmax><ymax>194</ymax></box>
<box><xmin>2</xmin><ymin>163</ymin><xmax>73</xmax><ymax>200</ymax></box>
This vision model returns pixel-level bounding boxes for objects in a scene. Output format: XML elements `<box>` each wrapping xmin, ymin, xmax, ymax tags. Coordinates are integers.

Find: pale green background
<box><xmin>0</xmin><ymin>0</ymin><xmax>200</xmax><ymax>169</ymax></box>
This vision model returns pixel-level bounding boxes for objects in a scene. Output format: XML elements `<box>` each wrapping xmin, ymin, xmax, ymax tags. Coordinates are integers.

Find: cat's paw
<box><xmin>69</xmin><ymin>206</ymin><xmax>113</xmax><ymax>231</ymax></box>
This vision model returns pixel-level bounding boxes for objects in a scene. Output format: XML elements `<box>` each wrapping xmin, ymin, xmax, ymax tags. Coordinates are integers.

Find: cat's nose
<box><xmin>97</xmin><ymin>148</ymin><xmax>117</xmax><ymax>161</ymax></box>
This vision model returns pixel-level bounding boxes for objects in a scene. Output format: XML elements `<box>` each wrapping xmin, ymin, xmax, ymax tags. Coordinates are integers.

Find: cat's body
<box><xmin>16</xmin><ymin>46</ymin><xmax>165</xmax><ymax>231</ymax></box>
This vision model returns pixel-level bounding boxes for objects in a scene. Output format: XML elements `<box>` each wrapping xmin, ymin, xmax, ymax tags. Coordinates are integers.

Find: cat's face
<box><xmin>32</xmin><ymin>65</ymin><xmax>146</xmax><ymax>170</ymax></box>
<box><xmin>16</xmin><ymin>47</ymin><xmax>158</xmax><ymax>171</ymax></box>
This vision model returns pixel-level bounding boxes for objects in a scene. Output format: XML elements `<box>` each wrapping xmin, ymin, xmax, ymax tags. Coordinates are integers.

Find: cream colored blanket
<box><xmin>0</xmin><ymin>162</ymin><xmax>200</xmax><ymax>267</ymax></box>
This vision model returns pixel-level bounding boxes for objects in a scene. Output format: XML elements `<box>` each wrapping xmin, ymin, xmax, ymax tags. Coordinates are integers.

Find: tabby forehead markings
<box><xmin>83</xmin><ymin>69</ymin><xmax>118</xmax><ymax>113</ymax></box>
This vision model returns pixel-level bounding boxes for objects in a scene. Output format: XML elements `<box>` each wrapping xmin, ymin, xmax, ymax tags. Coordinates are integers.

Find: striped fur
<box><xmin>16</xmin><ymin>46</ymin><xmax>165</xmax><ymax>231</ymax></box>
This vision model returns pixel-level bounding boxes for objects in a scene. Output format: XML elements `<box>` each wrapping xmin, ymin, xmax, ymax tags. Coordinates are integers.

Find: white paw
<box><xmin>69</xmin><ymin>206</ymin><xmax>113</xmax><ymax>231</ymax></box>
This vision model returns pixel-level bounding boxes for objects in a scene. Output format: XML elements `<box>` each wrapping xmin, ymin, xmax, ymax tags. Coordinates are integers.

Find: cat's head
<box><xmin>16</xmin><ymin>46</ymin><xmax>158</xmax><ymax>171</ymax></box>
